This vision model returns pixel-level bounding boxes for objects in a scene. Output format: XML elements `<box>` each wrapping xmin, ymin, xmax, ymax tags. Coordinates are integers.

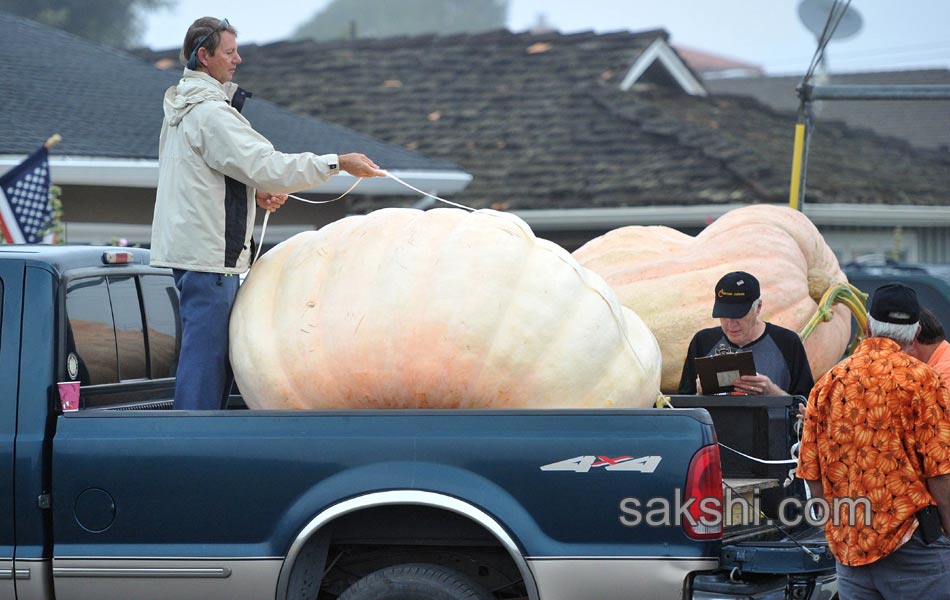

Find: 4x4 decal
<box><xmin>540</xmin><ymin>455</ymin><xmax>661</xmax><ymax>473</ymax></box>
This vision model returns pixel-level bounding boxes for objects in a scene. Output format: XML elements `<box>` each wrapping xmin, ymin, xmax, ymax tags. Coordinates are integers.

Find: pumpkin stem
<box><xmin>799</xmin><ymin>283</ymin><xmax>869</xmax><ymax>355</ymax></box>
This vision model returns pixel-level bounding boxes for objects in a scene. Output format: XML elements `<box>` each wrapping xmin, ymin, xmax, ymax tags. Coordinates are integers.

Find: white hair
<box><xmin>868</xmin><ymin>314</ymin><xmax>919</xmax><ymax>346</ymax></box>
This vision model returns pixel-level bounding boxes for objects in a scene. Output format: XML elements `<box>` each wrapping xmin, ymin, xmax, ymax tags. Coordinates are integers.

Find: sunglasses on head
<box><xmin>186</xmin><ymin>18</ymin><xmax>230</xmax><ymax>70</ymax></box>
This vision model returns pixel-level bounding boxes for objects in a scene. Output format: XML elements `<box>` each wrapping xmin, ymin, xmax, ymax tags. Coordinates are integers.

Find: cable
<box><xmin>803</xmin><ymin>0</ymin><xmax>853</xmax><ymax>84</ymax></box>
<box><xmin>253</xmin><ymin>176</ymin><xmax>365</xmax><ymax>264</ymax></box>
<box><xmin>767</xmin><ymin>40</ymin><xmax>950</xmax><ymax>69</ymax></box>
<box><xmin>718</xmin><ymin>442</ymin><xmax>797</xmax><ymax>465</ymax></box>
<box><xmin>803</xmin><ymin>1</ymin><xmax>838</xmax><ymax>81</ymax></box>
<box><xmin>766</xmin><ymin>52</ymin><xmax>950</xmax><ymax>72</ymax></box>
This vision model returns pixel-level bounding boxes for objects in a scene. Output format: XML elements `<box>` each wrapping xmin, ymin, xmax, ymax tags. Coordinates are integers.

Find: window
<box><xmin>65</xmin><ymin>277</ymin><xmax>118</xmax><ymax>385</ymax></box>
<box><xmin>109</xmin><ymin>276</ymin><xmax>147</xmax><ymax>381</ymax></box>
<box><xmin>65</xmin><ymin>273</ymin><xmax>181</xmax><ymax>394</ymax></box>
<box><xmin>141</xmin><ymin>275</ymin><xmax>179</xmax><ymax>379</ymax></box>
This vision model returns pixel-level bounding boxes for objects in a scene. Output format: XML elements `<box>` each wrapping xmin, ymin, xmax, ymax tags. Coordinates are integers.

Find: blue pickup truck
<box><xmin>0</xmin><ymin>245</ymin><xmax>837</xmax><ymax>600</ymax></box>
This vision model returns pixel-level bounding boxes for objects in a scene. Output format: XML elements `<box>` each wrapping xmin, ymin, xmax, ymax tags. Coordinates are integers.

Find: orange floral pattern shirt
<box><xmin>797</xmin><ymin>337</ymin><xmax>950</xmax><ymax>566</ymax></box>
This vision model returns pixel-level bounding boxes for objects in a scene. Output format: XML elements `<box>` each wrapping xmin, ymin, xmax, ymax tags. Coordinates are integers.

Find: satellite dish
<box><xmin>798</xmin><ymin>0</ymin><xmax>863</xmax><ymax>41</ymax></box>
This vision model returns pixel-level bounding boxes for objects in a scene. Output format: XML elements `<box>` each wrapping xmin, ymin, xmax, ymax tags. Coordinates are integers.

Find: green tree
<box><xmin>0</xmin><ymin>0</ymin><xmax>175</xmax><ymax>48</ymax></box>
<box><xmin>44</xmin><ymin>185</ymin><xmax>65</xmax><ymax>245</ymax></box>
<box><xmin>293</xmin><ymin>0</ymin><xmax>508</xmax><ymax>41</ymax></box>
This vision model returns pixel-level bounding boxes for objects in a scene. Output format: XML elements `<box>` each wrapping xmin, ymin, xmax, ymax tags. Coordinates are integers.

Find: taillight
<box><xmin>683</xmin><ymin>444</ymin><xmax>723</xmax><ymax>540</ymax></box>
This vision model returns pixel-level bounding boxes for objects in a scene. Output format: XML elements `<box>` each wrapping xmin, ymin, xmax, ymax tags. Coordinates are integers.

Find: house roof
<box><xmin>141</xmin><ymin>28</ymin><xmax>950</xmax><ymax>216</ymax></box>
<box><xmin>705</xmin><ymin>69</ymin><xmax>950</xmax><ymax>152</ymax></box>
<box><xmin>672</xmin><ymin>45</ymin><xmax>765</xmax><ymax>79</ymax></box>
<box><xmin>0</xmin><ymin>12</ymin><xmax>467</xmax><ymax>195</ymax></box>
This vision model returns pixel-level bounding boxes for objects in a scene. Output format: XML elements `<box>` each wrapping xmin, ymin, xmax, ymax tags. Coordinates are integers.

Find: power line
<box><xmin>803</xmin><ymin>0</ymin><xmax>851</xmax><ymax>82</ymax></box>
<box><xmin>765</xmin><ymin>41</ymin><xmax>950</xmax><ymax>70</ymax></box>
<box><xmin>766</xmin><ymin>54</ymin><xmax>950</xmax><ymax>72</ymax></box>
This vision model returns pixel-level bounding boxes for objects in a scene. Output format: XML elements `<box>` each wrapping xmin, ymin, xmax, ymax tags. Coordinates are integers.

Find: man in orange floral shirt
<box><xmin>798</xmin><ymin>283</ymin><xmax>950</xmax><ymax>599</ymax></box>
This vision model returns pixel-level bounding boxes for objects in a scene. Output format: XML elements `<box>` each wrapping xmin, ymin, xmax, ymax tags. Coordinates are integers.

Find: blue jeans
<box><xmin>836</xmin><ymin>530</ymin><xmax>950</xmax><ymax>599</ymax></box>
<box><xmin>172</xmin><ymin>270</ymin><xmax>240</xmax><ymax>410</ymax></box>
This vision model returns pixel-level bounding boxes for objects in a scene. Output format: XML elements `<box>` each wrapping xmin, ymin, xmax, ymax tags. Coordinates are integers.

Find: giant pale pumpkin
<box><xmin>573</xmin><ymin>204</ymin><xmax>852</xmax><ymax>392</ymax></box>
<box><xmin>230</xmin><ymin>207</ymin><xmax>662</xmax><ymax>410</ymax></box>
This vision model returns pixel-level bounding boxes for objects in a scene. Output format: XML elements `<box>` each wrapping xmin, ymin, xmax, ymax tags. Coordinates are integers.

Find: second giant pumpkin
<box><xmin>573</xmin><ymin>204</ymin><xmax>852</xmax><ymax>392</ymax></box>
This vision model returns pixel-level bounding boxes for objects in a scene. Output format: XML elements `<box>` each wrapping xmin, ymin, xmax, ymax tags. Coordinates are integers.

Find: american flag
<box><xmin>0</xmin><ymin>146</ymin><xmax>53</xmax><ymax>244</ymax></box>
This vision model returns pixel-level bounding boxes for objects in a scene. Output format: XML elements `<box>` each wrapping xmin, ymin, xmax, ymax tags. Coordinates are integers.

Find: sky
<box><xmin>140</xmin><ymin>0</ymin><xmax>950</xmax><ymax>76</ymax></box>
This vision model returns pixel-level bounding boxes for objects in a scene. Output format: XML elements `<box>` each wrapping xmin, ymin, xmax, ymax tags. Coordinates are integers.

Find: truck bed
<box><xmin>49</xmin><ymin>408</ymin><xmax>720</xmax><ymax>600</ymax></box>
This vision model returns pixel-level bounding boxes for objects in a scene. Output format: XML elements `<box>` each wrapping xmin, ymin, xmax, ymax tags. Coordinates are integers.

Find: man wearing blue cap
<box><xmin>678</xmin><ymin>271</ymin><xmax>814</xmax><ymax>397</ymax></box>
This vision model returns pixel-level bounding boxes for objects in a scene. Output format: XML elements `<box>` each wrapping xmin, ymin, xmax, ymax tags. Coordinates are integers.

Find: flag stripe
<box><xmin>0</xmin><ymin>188</ymin><xmax>28</xmax><ymax>243</ymax></box>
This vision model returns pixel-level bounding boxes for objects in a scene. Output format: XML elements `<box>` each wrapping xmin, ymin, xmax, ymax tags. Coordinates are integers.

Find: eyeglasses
<box><xmin>186</xmin><ymin>18</ymin><xmax>230</xmax><ymax>70</ymax></box>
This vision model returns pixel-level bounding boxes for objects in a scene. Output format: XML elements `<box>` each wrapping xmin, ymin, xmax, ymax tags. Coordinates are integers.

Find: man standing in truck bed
<box><xmin>150</xmin><ymin>17</ymin><xmax>384</xmax><ymax>410</ymax></box>
<box><xmin>798</xmin><ymin>283</ymin><xmax>950</xmax><ymax>599</ymax></box>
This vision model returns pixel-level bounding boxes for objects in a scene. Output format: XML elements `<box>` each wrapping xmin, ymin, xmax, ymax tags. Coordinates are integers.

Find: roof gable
<box><xmin>619</xmin><ymin>38</ymin><xmax>707</xmax><ymax>96</ymax></box>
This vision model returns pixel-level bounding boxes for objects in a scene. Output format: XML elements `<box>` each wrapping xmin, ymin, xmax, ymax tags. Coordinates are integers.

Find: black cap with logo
<box><xmin>712</xmin><ymin>271</ymin><xmax>761</xmax><ymax>319</ymax></box>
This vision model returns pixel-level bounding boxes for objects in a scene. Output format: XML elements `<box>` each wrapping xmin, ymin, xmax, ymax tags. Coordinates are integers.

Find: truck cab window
<box><xmin>140</xmin><ymin>275</ymin><xmax>179</xmax><ymax>379</ymax></box>
<box><xmin>64</xmin><ymin>273</ymin><xmax>180</xmax><ymax>410</ymax></box>
<box><xmin>108</xmin><ymin>276</ymin><xmax>147</xmax><ymax>381</ymax></box>
<box><xmin>65</xmin><ymin>277</ymin><xmax>118</xmax><ymax>385</ymax></box>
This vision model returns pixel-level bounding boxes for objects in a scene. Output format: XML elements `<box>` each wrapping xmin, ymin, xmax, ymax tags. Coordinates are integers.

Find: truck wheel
<box><xmin>337</xmin><ymin>563</ymin><xmax>493</xmax><ymax>600</ymax></box>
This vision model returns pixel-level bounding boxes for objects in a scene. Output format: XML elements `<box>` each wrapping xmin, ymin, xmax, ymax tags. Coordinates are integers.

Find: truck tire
<box><xmin>337</xmin><ymin>563</ymin><xmax>493</xmax><ymax>600</ymax></box>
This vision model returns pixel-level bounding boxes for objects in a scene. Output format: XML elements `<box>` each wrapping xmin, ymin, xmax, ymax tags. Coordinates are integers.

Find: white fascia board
<box><xmin>515</xmin><ymin>203</ymin><xmax>950</xmax><ymax>232</ymax></box>
<box><xmin>0</xmin><ymin>156</ymin><xmax>472</xmax><ymax>196</ymax></box>
<box><xmin>59</xmin><ymin>222</ymin><xmax>315</xmax><ymax>245</ymax></box>
<box><xmin>300</xmin><ymin>169</ymin><xmax>473</xmax><ymax>195</ymax></box>
<box><xmin>803</xmin><ymin>204</ymin><xmax>950</xmax><ymax>228</ymax></box>
<box><xmin>619</xmin><ymin>39</ymin><xmax>708</xmax><ymax>97</ymax></box>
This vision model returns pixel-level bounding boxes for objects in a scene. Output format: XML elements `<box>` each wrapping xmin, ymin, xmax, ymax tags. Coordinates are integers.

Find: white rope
<box><xmin>384</xmin><ymin>171</ymin><xmax>476</xmax><ymax>212</ymax></box>
<box><xmin>253</xmin><ymin>176</ymin><xmax>365</xmax><ymax>264</ymax></box>
<box><xmin>718</xmin><ymin>442</ymin><xmax>798</xmax><ymax>465</ymax></box>
<box><xmin>253</xmin><ymin>172</ymin><xmax>479</xmax><ymax>264</ymax></box>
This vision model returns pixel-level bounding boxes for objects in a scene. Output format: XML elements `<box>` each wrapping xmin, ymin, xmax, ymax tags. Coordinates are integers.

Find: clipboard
<box><xmin>695</xmin><ymin>352</ymin><xmax>757</xmax><ymax>394</ymax></box>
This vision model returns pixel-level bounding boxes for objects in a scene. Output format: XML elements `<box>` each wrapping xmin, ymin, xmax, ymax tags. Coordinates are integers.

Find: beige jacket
<box><xmin>150</xmin><ymin>69</ymin><xmax>339</xmax><ymax>273</ymax></box>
